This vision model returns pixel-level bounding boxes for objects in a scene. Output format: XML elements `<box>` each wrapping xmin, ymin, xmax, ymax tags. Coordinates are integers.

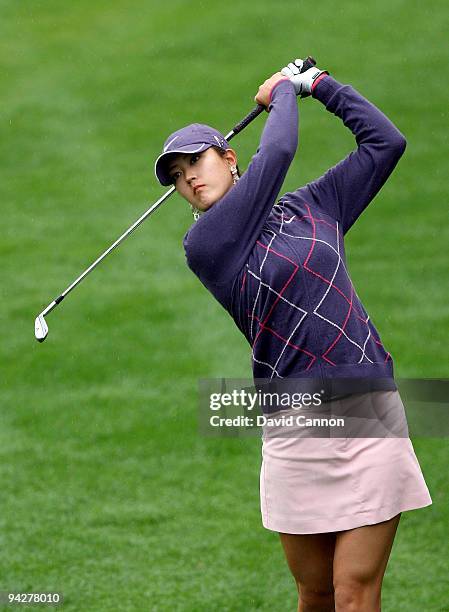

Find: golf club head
<box><xmin>35</xmin><ymin>314</ymin><xmax>48</xmax><ymax>342</ymax></box>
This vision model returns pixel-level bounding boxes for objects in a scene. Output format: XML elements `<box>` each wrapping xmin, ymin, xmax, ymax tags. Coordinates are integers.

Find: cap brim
<box><xmin>154</xmin><ymin>143</ymin><xmax>211</xmax><ymax>186</ymax></box>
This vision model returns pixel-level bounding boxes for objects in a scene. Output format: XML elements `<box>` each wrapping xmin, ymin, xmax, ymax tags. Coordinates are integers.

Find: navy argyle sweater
<box><xmin>183</xmin><ymin>76</ymin><xmax>406</xmax><ymax>388</ymax></box>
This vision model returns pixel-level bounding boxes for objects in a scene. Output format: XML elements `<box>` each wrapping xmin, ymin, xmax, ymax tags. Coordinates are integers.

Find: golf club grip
<box><xmin>229</xmin><ymin>105</ymin><xmax>265</xmax><ymax>138</ymax></box>
<box><xmin>228</xmin><ymin>56</ymin><xmax>317</xmax><ymax>138</ymax></box>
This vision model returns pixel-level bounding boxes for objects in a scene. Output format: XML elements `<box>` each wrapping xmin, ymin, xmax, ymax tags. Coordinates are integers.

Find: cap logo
<box><xmin>213</xmin><ymin>135</ymin><xmax>225</xmax><ymax>148</ymax></box>
<box><xmin>164</xmin><ymin>135</ymin><xmax>180</xmax><ymax>152</ymax></box>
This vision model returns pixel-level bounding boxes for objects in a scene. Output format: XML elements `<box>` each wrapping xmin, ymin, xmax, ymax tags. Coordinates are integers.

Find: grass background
<box><xmin>1</xmin><ymin>0</ymin><xmax>448</xmax><ymax>610</ymax></box>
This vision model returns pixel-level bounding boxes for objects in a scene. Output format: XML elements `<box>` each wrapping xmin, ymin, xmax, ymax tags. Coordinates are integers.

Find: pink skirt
<box><xmin>259</xmin><ymin>390</ymin><xmax>432</xmax><ymax>534</ymax></box>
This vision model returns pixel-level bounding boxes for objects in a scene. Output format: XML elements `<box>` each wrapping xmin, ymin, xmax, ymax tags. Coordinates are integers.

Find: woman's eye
<box><xmin>171</xmin><ymin>171</ymin><xmax>181</xmax><ymax>183</ymax></box>
<box><xmin>190</xmin><ymin>154</ymin><xmax>200</xmax><ymax>164</ymax></box>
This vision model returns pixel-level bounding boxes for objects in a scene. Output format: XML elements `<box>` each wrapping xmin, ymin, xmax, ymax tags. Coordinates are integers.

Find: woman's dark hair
<box><xmin>212</xmin><ymin>146</ymin><xmax>242</xmax><ymax>177</ymax></box>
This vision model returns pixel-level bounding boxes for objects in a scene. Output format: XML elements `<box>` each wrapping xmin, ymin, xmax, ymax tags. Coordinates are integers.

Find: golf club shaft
<box><xmin>37</xmin><ymin>56</ymin><xmax>317</xmax><ymax>324</ymax></box>
<box><xmin>38</xmin><ymin>102</ymin><xmax>269</xmax><ymax>319</ymax></box>
<box><xmin>41</xmin><ymin>186</ymin><xmax>175</xmax><ymax>316</ymax></box>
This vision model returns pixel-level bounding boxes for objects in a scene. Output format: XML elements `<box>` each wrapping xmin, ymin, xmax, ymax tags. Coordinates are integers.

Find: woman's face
<box><xmin>167</xmin><ymin>147</ymin><xmax>238</xmax><ymax>212</ymax></box>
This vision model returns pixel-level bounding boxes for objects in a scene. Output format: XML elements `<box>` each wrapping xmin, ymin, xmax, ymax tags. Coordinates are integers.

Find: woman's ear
<box><xmin>224</xmin><ymin>148</ymin><xmax>238</xmax><ymax>167</ymax></box>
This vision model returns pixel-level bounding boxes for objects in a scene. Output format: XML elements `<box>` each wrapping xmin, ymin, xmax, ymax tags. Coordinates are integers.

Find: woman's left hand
<box><xmin>254</xmin><ymin>72</ymin><xmax>289</xmax><ymax>107</ymax></box>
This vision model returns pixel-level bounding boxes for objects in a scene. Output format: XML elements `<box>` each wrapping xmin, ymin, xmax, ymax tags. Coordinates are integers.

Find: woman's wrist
<box><xmin>268</xmin><ymin>77</ymin><xmax>293</xmax><ymax>104</ymax></box>
<box><xmin>311</xmin><ymin>72</ymin><xmax>329</xmax><ymax>94</ymax></box>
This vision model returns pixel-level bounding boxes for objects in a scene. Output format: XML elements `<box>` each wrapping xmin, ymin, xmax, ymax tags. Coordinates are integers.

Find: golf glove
<box><xmin>281</xmin><ymin>59</ymin><xmax>328</xmax><ymax>98</ymax></box>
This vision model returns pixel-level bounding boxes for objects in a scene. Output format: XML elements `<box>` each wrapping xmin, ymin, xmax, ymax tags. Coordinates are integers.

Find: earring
<box><xmin>190</xmin><ymin>204</ymin><xmax>201</xmax><ymax>221</ymax></box>
<box><xmin>230</xmin><ymin>165</ymin><xmax>239</xmax><ymax>185</ymax></box>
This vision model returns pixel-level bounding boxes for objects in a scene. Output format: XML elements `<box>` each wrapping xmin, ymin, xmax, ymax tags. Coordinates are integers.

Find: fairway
<box><xmin>1</xmin><ymin>1</ymin><xmax>448</xmax><ymax>610</ymax></box>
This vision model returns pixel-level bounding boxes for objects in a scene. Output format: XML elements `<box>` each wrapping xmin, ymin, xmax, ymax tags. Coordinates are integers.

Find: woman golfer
<box><xmin>154</xmin><ymin>58</ymin><xmax>432</xmax><ymax>611</ymax></box>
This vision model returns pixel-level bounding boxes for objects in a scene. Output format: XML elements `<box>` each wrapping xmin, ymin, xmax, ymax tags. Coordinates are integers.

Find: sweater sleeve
<box><xmin>183</xmin><ymin>79</ymin><xmax>298</xmax><ymax>284</ymax></box>
<box><xmin>303</xmin><ymin>76</ymin><xmax>407</xmax><ymax>234</ymax></box>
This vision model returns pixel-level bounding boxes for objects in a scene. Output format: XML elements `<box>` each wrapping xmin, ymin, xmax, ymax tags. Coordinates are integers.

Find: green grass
<box><xmin>1</xmin><ymin>0</ymin><xmax>448</xmax><ymax>610</ymax></box>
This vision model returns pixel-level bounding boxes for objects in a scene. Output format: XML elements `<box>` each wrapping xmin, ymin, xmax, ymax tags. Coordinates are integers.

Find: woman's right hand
<box><xmin>254</xmin><ymin>72</ymin><xmax>290</xmax><ymax>108</ymax></box>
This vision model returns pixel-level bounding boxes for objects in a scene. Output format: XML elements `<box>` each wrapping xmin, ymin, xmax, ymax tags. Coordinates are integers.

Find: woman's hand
<box><xmin>254</xmin><ymin>72</ymin><xmax>289</xmax><ymax>108</ymax></box>
<box><xmin>281</xmin><ymin>60</ymin><xmax>327</xmax><ymax>98</ymax></box>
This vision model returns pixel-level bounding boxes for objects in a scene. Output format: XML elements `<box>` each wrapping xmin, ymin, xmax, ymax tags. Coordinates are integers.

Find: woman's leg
<box><xmin>333</xmin><ymin>513</ymin><xmax>401</xmax><ymax>612</ymax></box>
<box><xmin>279</xmin><ymin>531</ymin><xmax>336</xmax><ymax>612</ymax></box>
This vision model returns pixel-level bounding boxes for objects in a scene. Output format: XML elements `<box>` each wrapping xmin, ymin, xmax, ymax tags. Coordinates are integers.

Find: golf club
<box><xmin>34</xmin><ymin>57</ymin><xmax>316</xmax><ymax>342</ymax></box>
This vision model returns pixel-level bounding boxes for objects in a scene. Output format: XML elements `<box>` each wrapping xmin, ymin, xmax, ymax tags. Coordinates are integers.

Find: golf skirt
<box><xmin>259</xmin><ymin>390</ymin><xmax>432</xmax><ymax>534</ymax></box>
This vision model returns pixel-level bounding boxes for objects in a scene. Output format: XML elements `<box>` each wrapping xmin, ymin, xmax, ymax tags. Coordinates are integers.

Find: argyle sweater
<box><xmin>183</xmin><ymin>76</ymin><xmax>406</xmax><ymax>391</ymax></box>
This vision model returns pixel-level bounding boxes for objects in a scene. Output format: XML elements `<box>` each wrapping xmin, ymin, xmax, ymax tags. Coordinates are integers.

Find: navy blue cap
<box><xmin>154</xmin><ymin>123</ymin><xmax>229</xmax><ymax>186</ymax></box>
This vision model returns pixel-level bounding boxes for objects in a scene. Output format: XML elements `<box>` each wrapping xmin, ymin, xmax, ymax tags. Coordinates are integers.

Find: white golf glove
<box><xmin>281</xmin><ymin>59</ymin><xmax>328</xmax><ymax>98</ymax></box>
